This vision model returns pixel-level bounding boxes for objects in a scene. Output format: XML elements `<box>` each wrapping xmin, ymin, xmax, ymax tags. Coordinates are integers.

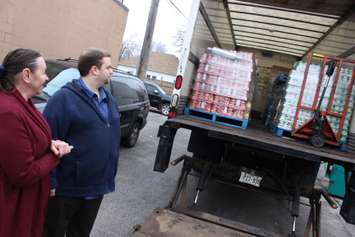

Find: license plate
<box><xmin>239</xmin><ymin>171</ymin><xmax>262</xmax><ymax>187</ymax></box>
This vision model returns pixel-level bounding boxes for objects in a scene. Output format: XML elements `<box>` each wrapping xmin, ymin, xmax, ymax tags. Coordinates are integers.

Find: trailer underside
<box><xmin>133</xmin><ymin>168</ymin><xmax>323</xmax><ymax>237</ymax></box>
<box><xmin>149</xmin><ymin>115</ymin><xmax>355</xmax><ymax>236</ymax></box>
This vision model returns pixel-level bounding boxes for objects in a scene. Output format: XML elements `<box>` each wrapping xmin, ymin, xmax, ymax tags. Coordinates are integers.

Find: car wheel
<box><xmin>160</xmin><ymin>103</ymin><xmax>170</xmax><ymax>116</ymax></box>
<box><xmin>123</xmin><ymin>121</ymin><xmax>140</xmax><ymax>148</ymax></box>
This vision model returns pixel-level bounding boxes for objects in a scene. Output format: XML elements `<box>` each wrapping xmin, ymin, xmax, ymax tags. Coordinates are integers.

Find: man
<box><xmin>43</xmin><ymin>49</ymin><xmax>120</xmax><ymax>237</ymax></box>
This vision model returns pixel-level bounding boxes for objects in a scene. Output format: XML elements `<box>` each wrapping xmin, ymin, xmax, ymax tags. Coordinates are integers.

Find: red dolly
<box><xmin>292</xmin><ymin>54</ymin><xmax>355</xmax><ymax>147</ymax></box>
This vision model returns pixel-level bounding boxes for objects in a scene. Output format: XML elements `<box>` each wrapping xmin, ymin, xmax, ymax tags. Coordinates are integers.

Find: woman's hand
<box><xmin>49</xmin><ymin>188</ymin><xmax>56</xmax><ymax>197</ymax></box>
<box><xmin>51</xmin><ymin>140</ymin><xmax>73</xmax><ymax>158</ymax></box>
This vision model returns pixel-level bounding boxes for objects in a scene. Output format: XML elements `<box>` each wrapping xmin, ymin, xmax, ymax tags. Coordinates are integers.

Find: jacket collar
<box><xmin>77</xmin><ymin>78</ymin><xmax>107</xmax><ymax>103</ymax></box>
<box><xmin>11</xmin><ymin>89</ymin><xmax>52</xmax><ymax>141</ymax></box>
<box><xmin>64</xmin><ymin>80</ymin><xmax>114</xmax><ymax>124</ymax></box>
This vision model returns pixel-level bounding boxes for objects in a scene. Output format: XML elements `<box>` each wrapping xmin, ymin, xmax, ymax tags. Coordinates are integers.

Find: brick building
<box><xmin>118</xmin><ymin>52</ymin><xmax>179</xmax><ymax>94</ymax></box>
<box><xmin>0</xmin><ymin>0</ymin><xmax>128</xmax><ymax>64</ymax></box>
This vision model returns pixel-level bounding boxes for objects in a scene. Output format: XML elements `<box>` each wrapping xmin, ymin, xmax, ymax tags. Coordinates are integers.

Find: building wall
<box><xmin>118</xmin><ymin>65</ymin><xmax>175</xmax><ymax>95</ymax></box>
<box><xmin>117</xmin><ymin>65</ymin><xmax>176</xmax><ymax>83</ymax></box>
<box><xmin>117</xmin><ymin>65</ymin><xmax>136</xmax><ymax>74</ymax></box>
<box><xmin>0</xmin><ymin>0</ymin><xmax>128</xmax><ymax>64</ymax></box>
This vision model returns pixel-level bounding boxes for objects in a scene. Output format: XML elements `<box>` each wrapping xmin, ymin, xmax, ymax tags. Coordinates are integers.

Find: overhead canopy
<box><xmin>197</xmin><ymin>0</ymin><xmax>355</xmax><ymax>58</ymax></box>
<box><xmin>314</xmin><ymin>13</ymin><xmax>355</xmax><ymax>58</ymax></box>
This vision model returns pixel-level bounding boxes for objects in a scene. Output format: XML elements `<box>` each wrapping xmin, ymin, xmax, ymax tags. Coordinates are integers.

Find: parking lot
<box><xmin>91</xmin><ymin>112</ymin><xmax>190</xmax><ymax>237</ymax></box>
<box><xmin>91</xmin><ymin>112</ymin><xmax>355</xmax><ymax>237</ymax></box>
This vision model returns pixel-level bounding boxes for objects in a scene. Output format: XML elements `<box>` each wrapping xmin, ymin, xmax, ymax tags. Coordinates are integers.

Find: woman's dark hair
<box><xmin>0</xmin><ymin>48</ymin><xmax>41</xmax><ymax>91</ymax></box>
<box><xmin>78</xmin><ymin>49</ymin><xmax>111</xmax><ymax>77</ymax></box>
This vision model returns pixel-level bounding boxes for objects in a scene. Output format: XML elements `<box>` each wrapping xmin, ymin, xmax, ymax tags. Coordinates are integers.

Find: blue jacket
<box><xmin>43</xmin><ymin>79</ymin><xmax>120</xmax><ymax>197</ymax></box>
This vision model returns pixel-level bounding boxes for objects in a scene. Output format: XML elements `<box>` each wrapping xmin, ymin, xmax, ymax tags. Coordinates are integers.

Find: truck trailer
<box><xmin>133</xmin><ymin>1</ymin><xmax>355</xmax><ymax>236</ymax></box>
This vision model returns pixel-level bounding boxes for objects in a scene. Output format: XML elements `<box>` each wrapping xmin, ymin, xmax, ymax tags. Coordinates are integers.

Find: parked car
<box><xmin>143</xmin><ymin>81</ymin><xmax>171</xmax><ymax>116</ymax></box>
<box><xmin>33</xmin><ymin>59</ymin><xmax>150</xmax><ymax>147</ymax></box>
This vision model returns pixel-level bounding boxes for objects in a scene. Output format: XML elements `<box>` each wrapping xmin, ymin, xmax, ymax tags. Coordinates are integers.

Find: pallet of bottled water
<box><xmin>276</xmin><ymin>61</ymin><xmax>355</xmax><ymax>144</ymax></box>
<box><xmin>188</xmin><ymin>48</ymin><xmax>256</xmax><ymax>125</ymax></box>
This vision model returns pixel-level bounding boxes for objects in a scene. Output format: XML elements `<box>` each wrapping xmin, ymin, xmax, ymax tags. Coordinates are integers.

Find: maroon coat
<box><xmin>0</xmin><ymin>90</ymin><xmax>59</xmax><ymax>237</ymax></box>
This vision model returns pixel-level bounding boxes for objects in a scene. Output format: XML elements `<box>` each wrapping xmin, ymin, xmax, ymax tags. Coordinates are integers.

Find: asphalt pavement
<box><xmin>92</xmin><ymin>112</ymin><xmax>190</xmax><ymax>237</ymax></box>
<box><xmin>92</xmin><ymin>112</ymin><xmax>355</xmax><ymax>237</ymax></box>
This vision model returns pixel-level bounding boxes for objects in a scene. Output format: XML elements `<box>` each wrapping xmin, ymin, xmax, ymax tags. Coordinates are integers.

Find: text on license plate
<box><xmin>239</xmin><ymin>171</ymin><xmax>262</xmax><ymax>187</ymax></box>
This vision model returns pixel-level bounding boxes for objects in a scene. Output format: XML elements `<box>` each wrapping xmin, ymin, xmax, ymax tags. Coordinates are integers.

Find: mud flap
<box><xmin>154</xmin><ymin>124</ymin><xmax>177</xmax><ymax>172</ymax></box>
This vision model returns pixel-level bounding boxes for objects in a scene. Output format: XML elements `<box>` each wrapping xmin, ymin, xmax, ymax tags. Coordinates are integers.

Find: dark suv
<box><xmin>33</xmin><ymin>59</ymin><xmax>149</xmax><ymax>148</ymax></box>
<box><xmin>143</xmin><ymin>81</ymin><xmax>171</xmax><ymax>116</ymax></box>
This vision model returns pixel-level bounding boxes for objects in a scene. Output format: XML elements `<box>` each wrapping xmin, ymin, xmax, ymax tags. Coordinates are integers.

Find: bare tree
<box><xmin>119</xmin><ymin>36</ymin><xmax>142</xmax><ymax>60</ymax></box>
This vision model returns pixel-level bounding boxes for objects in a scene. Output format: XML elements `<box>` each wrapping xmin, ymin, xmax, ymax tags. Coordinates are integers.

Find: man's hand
<box><xmin>51</xmin><ymin>140</ymin><xmax>74</xmax><ymax>158</ymax></box>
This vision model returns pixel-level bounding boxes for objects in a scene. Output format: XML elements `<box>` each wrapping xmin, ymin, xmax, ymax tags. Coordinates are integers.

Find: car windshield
<box><xmin>43</xmin><ymin>68</ymin><xmax>80</xmax><ymax>96</ymax></box>
<box><xmin>46</xmin><ymin>62</ymin><xmax>70</xmax><ymax>79</ymax></box>
<box><xmin>146</xmin><ymin>82</ymin><xmax>166</xmax><ymax>95</ymax></box>
<box><xmin>156</xmin><ymin>85</ymin><xmax>166</xmax><ymax>95</ymax></box>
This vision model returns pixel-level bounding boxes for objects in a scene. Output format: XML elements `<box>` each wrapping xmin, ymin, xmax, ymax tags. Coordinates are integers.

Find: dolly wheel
<box><xmin>310</xmin><ymin>134</ymin><xmax>325</xmax><ymax>148</ymax></box>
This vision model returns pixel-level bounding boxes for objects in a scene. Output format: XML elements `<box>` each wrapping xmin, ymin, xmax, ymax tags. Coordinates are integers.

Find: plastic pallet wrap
<box><xmin>189</xmin><ymin>47</ymin><xmax>256</xmax><ymax>120</ymax></box>
<box><xmin>276</xmin><ymin>61</ymin><xmax>355</xmax><ymax>144</ymax></box>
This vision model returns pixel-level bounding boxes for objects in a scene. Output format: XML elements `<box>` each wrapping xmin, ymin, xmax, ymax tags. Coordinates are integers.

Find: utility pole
<box><xmin>136</xmin><ymin>0</ymin><xmax>160</xmax><ymax>80</ymax></box>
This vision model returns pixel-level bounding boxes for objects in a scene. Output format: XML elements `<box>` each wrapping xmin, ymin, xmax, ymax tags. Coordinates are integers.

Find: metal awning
<box><xmin>314</xmin><ymin>13</ymin><xmax>355</xmax><ymax>58</ymax></box>
<box><xmin>196</xmin><ymin>0</ymin><xmax>355</xmax><ymax>58</ymax></box>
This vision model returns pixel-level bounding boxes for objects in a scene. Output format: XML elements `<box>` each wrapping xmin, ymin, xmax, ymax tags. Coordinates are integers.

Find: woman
<box><xmin>0</xmin><ymin>48</ymin><xmax>73</xmax><ymax>237</ymax></box>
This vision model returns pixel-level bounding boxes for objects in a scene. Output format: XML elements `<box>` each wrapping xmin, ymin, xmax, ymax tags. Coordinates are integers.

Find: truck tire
<box><xmin>160</xmin><ymin>103</ymin><xmax>170</xmax><ymax>116</ymax></box>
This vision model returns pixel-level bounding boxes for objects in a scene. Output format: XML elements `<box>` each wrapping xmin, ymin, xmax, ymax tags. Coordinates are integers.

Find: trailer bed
<box><xmin>166</xmin><ymin>115</ymin><xmax>355</xmax><ymax>166</ymax></box>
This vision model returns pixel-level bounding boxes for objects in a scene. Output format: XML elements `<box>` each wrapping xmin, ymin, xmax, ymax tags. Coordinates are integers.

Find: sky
<box><xmin>122</xmin><ymin>0</ymin><xmax>192</xmax><ymax>55</ymax></box>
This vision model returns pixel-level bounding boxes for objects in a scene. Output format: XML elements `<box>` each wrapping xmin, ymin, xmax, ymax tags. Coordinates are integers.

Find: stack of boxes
<box><xmin>189</xmin><ymin>48</ymin><xmax>255</xmax><ymax>120</ymax></box>
<box><xmin>277</xmin><ymin>62</ymin><xmax>323</xmax><ymax>130</ymax></box>
<box><xmin>328</xmin><ymin>65</ymin><xmax>355</xmax><ymax>144</ymax></box>
<box><xmin>276</xmin><ymin>61</ymin><xmax>355</xmax><ymax>144</ymax></box>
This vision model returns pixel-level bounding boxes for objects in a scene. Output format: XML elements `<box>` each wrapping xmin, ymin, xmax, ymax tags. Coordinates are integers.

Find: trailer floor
<box><xmin>168</xmin><ymin>116</ymin><xmax>355</xmax><ymax>165</ymax></box>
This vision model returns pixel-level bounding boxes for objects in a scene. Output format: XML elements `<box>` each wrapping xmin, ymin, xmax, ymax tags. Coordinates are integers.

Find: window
<box><xmin>43</xmin><ymin>68</ymin><xmax>80</xmax><ymax>96</ymax></box>
<box><xmin>46</xmin><ymin>62</ymin><xmax>70</xmax><ymax>79</ymax></box>
<box><xmin>152</xmin><ymin>75</ymin><xmax>157</xmax><ymax>80</ymax></box>
<box><xmin>144</xmin><ymin>83</ymin><xmax>166</xmax><ymax>95</ymax></box>
<box><xmin>156</xmin><ymin>84</ymin><xmax>166</xmax><ymax>95</ymax></box>
<box><xmin>111</xmin><ymin>74</ymin><xmax>148</xmax><ymax>106</ymax></box>
<box><xmin>145</xmin><ymin>84</ymin><xmax>156</xmax><ymax>93</ymax></box>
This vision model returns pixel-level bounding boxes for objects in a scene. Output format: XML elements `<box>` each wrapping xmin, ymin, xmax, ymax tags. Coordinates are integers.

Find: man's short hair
<box><xmin>78</xmin><ymin>49</ymin><xmax>111</xmax><ymax>76</ymax></box>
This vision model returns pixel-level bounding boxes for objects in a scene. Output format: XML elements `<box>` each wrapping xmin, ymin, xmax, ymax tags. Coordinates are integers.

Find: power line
<box><xmin>166</xmin><ymin>0</ymin><xmax>188</xmax><ymax>20</ymax></box>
